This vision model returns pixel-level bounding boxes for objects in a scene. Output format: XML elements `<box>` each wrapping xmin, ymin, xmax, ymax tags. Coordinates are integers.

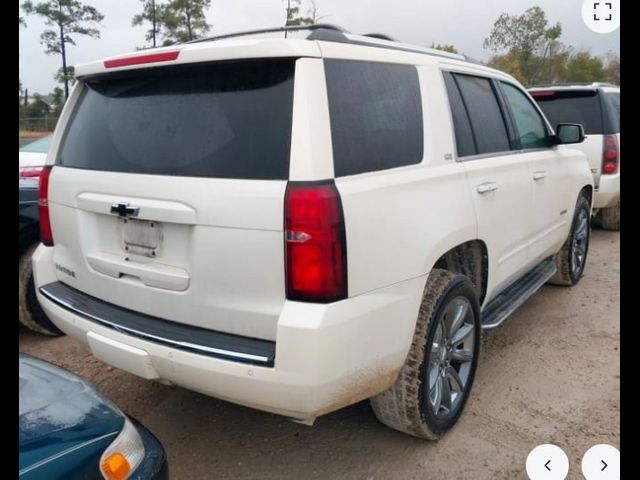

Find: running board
<box><xmin>481</xmin><ymin>257</ymin><xmax>556</xmax><ymax>330</ymax></box>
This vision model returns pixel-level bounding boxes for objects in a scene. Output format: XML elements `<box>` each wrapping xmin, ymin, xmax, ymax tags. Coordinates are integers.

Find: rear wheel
<box><xmin>548</xmin><ymin>195</ymin><xmax>591</xmax><ymax>286</ymax></box>
<box><xmin>600</xmin><ymin>202</ymin><xmax>620</xmax><ymax>231</ymax></box>
<box><xmin>19</xmin><ymin>243</ymin><xmax>64</xmax><ymax>336</ymax></box>
<box><xmin>370</xmin><ymin>269</ymin><xmax>481</xmax><ymax>439</ymax></box>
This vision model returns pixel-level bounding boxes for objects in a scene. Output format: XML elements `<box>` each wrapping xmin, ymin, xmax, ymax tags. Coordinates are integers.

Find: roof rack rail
<box><xmin>362</xmin><ymin>33</ymin><xmax>397</xmax><ymax>41</ymax></box>
<box><xmin>184</xmin><ymin>23</ymin><xmax>469</xmax><ymax>62</ymax></box>
<box><xmin>185</xmin><ymin>24</ymin><xmax>349</xmax><ymax>43</ymax></box>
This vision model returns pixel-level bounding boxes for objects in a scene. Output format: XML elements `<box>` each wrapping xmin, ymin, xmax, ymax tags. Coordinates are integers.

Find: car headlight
<box><xmin>100</xmin><ymin>417</ymin><xmax>145</xmax><ymax>480</ymax></box>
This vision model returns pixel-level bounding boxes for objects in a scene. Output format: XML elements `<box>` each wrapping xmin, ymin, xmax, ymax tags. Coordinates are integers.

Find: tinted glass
<box><xmin>58</xmin><ymin>60</ymin><xmax>295</xmax><ymax>179</ymax></box>
<box><xmin>501</xmin><ymin>82</ymin><xmax>549</xmax><ymax>149</ymax></box>
<box><xmin>443</xmin><ymin>72</ymin><xmax>476</xmax><ymax>156</ymax></box>
<box><xmin>532</xmin><ymin>91</ymin><xmax>603</xmax><ymax>135</ymax></box>
<box><xmin>605</xmin><ymin>92</ymin><xmax>620</xmax><ymax>133</ymax></box>
<box><xmin>20</xmin><ymin>135</ymin><xmax>52</xmax><ymax>154</ymax></box>
<box><xmin>454</xmin><ymin>74</ymin><xmax>510</xmax><ymax>154</ymax></box>
<box><xmin>324</xmin><ymin>59</ymin><xmax>423</xmax><ymax>177</ymax></box>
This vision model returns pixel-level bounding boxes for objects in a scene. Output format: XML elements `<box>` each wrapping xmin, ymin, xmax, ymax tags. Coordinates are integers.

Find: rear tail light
<box><xmin>38</xmin><ymin>166</ymin><xmax>54</xmax><ymax>246</ymax></box>
<box><xmin>285</xmin><ymin>181</ymin><xmax>347</xmax><ymax>303</ymax></box>
<box><xmin>602</xmin><ymin>135</ymin><xmax>619</xmax><ymax>175</ymax></box>
<box><xmin>19</xmin><ymin>166</ymin><xmax>44</xmax><ymax>179</ymax></box>
<box><xmin>530</xmin><ymin>90</ymin><xmax>555</xmax><ymax>99</ymax></box>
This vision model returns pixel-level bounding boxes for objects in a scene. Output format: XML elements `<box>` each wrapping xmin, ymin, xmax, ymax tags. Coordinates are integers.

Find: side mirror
<box><xmin>553</xmin><ymin>123</ymin><xmax>585</xmax><ymax>145</ymax></box>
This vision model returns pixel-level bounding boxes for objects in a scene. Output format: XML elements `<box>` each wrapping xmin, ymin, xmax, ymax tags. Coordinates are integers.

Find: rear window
<box><xmin>58</xmin><ymin>59</ymin><xmax>296</xmax><ymax>180</ymax></box>
<box><xmin>531</xmin><ymin>91</ymin><xmax>603</xmax><ymax>135</ymax></box>
<box><xmin>324</xmin><ymin>59</ymin><xmax>424</xmax><ymax>177</ymax></box>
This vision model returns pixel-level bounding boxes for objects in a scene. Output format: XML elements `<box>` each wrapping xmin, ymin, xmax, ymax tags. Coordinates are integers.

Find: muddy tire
<box><xmin>600</xmin><ymin>202</ymin><xmax>620</xmax><ymax>231</ymax></box>
<box><xmin>19</xmin><ymin>243</ymin><xmax>64</xmax><ymax>336</ymax></box>
<box><xmin>548</xmin><ymin>195</ymin><xmax>591</xmax><ymax>286</ymax></box>
<box><xmin>370</xmin><ymin>269</ymin><xmax>481</xmax><ymax>440</ymax></box>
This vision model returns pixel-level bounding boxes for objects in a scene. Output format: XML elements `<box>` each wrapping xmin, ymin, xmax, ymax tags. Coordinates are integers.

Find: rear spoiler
<box><xmin>530</xmin><ymin>89</ymin><xmax>599</xmax><ymax>100</ymax></box>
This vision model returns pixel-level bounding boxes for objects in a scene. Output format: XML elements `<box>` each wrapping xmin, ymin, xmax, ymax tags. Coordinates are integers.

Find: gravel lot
<box><xmin>20</xmin><ymin>229</ymin><xmax>620</xmax><ymax>479</ymax></box>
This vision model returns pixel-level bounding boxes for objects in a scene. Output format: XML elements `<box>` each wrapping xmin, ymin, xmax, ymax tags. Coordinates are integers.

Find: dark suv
<box><xmin>19</xmin><ymin>138</ymin><xmax>63</xmax><ymax>335</ymax></box>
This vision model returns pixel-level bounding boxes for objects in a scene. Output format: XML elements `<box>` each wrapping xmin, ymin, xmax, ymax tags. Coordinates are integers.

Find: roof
<box><xmin>187</xmin><ymin>24</ymin><xmax>468</xmax><ymax>62</ymax></box>
<box><xmin>75</xmin><ymin>24</ymin><xmax>512</xmax><ymax>82</ymax></box>
<box><xmin>528</xmin><ymin>82</ymin><xmax>619</xmax><ymax>91</ymax></box>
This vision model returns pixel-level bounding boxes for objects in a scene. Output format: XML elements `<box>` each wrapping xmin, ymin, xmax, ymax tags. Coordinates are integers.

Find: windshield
<box><xmin>20</xmin><ymin>135</ymin><xmax>52</xmax><ymax>154</ymax></box>
<box><xmin>57</xmin><ymin>59</ymin><xmax>296</xmax><ymax>180</ymax></box>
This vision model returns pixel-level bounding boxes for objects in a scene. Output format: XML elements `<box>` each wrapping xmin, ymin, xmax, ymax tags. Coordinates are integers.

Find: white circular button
<box><xmin>582</xmin><ymin>0</ymin><xmax>620</xmax><ymax>34</ymax></box>
<box><xmin>582</xmin><ymin>444</ymin><xmax>620</xmax><ymax>480</ymax></box>
<box><xmin>526</xmin><ymin>444</ymin><xmax>570</xmax><ymax>480</ymax></box>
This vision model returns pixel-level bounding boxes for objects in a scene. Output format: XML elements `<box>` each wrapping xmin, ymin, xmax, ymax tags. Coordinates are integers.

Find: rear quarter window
<box><xmin>324</xmin><ymin>59</ymin><xmax>424</xmax><ymax>177</ymax></box>
<box><xmin>57</xmin><ymin>59</ymin><xmax>296</xmax><ymax>180</ymax></box>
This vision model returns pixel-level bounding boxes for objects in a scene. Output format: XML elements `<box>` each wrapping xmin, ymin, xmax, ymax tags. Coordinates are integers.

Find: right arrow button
<box><xmin>582</xmin><ymin>444</ymin><xmax>619</xmax><ymax>480</ymax></box>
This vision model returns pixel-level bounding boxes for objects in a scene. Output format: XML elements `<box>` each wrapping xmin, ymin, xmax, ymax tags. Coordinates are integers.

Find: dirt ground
<box><xmin>19</xmin><ymin>230</ymin><xmax>620</xmax><ymax>480</ymax></box>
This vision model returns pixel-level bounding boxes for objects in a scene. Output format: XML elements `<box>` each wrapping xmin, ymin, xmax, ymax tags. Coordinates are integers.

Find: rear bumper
<box><xmin>39</xmin><ymin>281</ymin><xmax>276</xmax><ymax>367</ymax></box>
<box><xmin>33</xmin><ymin>245</ymin><xmax>424</xmax><ymax>420</ymax></box>
<box><xmin>594</xmin><ymin>173</ymin><xmax>620</xmax><ymax>209</ymax></box>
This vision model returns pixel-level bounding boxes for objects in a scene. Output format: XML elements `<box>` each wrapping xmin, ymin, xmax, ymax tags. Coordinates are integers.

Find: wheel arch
<box><xmin>430</xmin><ymin>239</ymin><xmax>489</xmax><ymax>305</ymax></box>
<box><xmin>19</xmin><ymin>225</ymin><xmax>40</xmax><ymax>257</ymax></box>
<box><xmin>580</xmin><ymin>184</ymin><xmax>594</xmax><ymax>209</ymax></box>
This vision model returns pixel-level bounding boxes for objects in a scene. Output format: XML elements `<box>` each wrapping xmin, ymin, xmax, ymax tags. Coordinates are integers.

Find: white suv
<box><xmin>33</xmin><ymin>25</ymin><xmax>593</xmax><ymax>439</ymax></box>
<box><xmin>529</xmin><ymin>83</ymin><xmax>620</xmax><ymax>230</ymax></box>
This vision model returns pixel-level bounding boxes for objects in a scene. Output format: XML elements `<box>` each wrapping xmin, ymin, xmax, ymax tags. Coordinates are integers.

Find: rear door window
<box><xmin>324</xmin><ymin>59</ymin><xmax>424</xmax><ymax>177</ymax></box>
<box><xmin>453</xmin><ymin>74</ymin><xmax>511</xmax><ymax>155</ymax></box>
<box><xmin>531</xmin><ymin>90</ymin><xmax>603</xmax><ymax>135</ymax></box>
<box><xmin>57</xmin><ymin>59</ymin><xmax>296</xmax><ymax>180</ymax></box>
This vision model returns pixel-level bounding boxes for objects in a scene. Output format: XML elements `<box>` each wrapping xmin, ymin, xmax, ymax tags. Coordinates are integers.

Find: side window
<box><xmin>453</xmin><ymin>74</ymin><xmax>511</xmax><ymax>155</ymax></box>
<box><xmin>500</xmin><ymin>82</ymin><xmax>550</xmax><ymax>149</ymax></box>
<box><xmin>605</xmin><ymin>92</ymin><xmax>620</xmax><ymax>133</ymax></box>
<box><xmin>324</xmin><ymin>59</ymin><xmax>424</xmax><ymax>177</ymax></box>
<box><xmin>443</xmin><ymin>72</ymin><xmax>476</xmax><ymax>157</ymax></box>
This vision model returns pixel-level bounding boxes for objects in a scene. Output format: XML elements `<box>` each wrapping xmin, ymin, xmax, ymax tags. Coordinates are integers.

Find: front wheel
<box><xmin>370</xmin><ymin>269</ymin><xmax>481</xmax><ymax>439</ymax></box>
<box><xmin>548</xmin><ymin>195</ymin><xmax>591</xmax><ymax>286</ymax></box>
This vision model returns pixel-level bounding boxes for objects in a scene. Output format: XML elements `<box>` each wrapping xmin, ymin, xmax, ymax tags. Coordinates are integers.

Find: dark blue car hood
<box><xmin>19</xmin><ymin>354</ymin><xmax>125</xmax><ymax>473</ymax></box>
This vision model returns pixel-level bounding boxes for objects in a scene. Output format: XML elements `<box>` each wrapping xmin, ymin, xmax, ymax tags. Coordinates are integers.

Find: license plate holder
<box><xmin>120</xmin><ymin>218</ymin><xmax>161</xmax><ymax>257</ymax></box>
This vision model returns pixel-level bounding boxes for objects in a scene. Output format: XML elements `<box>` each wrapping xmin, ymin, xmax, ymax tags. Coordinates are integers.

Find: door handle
<box><xmin>476</xmin><ymin>182</ymin><xmax>498</xmax><ymax>194</ymax></box>
<box><xmin>533</xmin><ymin>171</ymin><xmax>547</xmax><ymax>181</ymax></box>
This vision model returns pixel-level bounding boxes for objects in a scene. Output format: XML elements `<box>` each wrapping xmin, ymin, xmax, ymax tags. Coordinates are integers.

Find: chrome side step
<box><xmin>481</xmin><ymin>257</ymin><xmax>556</xmax><ymax>330</ymax></box>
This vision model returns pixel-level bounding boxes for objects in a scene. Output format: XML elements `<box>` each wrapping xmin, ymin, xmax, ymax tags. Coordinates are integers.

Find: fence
<box><xmin>19</xmin><ymin>116</ymin><xmax>59</xmax><ymax>133</ymax></box>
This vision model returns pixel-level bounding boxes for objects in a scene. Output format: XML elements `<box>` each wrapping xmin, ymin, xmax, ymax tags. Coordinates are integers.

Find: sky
<box><xmin>19</xmin><ymin>0</ymin><xmax>620</xmax><ymax>95</ymax></box>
